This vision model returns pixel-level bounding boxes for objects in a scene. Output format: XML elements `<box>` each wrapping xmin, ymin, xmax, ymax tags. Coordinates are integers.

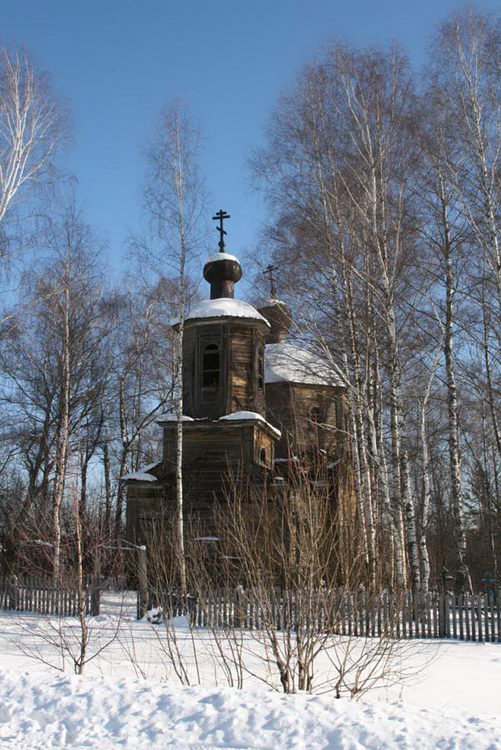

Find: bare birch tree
<box><xmin>252</xmin><ymin>42</ymin><xmax>426</xmax><ymax>594</ymax></box>
<box><xmin>142</xmin><ymin>100</ymin><xmax>206</xmax><ymax>591</ymax></box>
<box><xmin>0</xmin><ymin>47</ymin><xmax>66</xmax><ymax>259</ymax></box>
<box><xmin>0</xmin><ymin>206</ymin><xmax>112</xmax><ymax>576</ymax></box>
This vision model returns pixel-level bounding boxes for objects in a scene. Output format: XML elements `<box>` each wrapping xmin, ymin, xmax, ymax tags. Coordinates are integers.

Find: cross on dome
<box><xmin>212</xmin><ymin>209</ymin><xmax>231</xmax><ymax>252</ymax></box>
<box><xmin>264</xmin><ymin>263</ymin><xmax>279</xmax><ymax>299</ymax></box>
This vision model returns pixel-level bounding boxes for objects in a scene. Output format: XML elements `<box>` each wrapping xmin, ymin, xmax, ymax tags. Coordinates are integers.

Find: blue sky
<box><xmin>2</xmin><ymin>0</ymin><xmax>497</xmax><ymax>287</ymax></box>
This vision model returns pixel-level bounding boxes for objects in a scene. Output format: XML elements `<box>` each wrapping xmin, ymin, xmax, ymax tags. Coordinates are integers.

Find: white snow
<box><xmin>205</xmin><ymin>252</ymin><xmax>240</xmax><ymax>264</ymax></box>
<box><xmin>0</xmin><ymin>595</ymin><xmax>500</xmax><ymax>748</ymax></box>
<box><xmin>265</xmin><ymin>342</ymin><xmax>343</xmax><ymax>386</ymax></box>
<box><xmin>121</xmin><ymin>461</ymin><xmax>160</xmax><ymax>482</ymax></box>
<box><xmin>121</xmin><ymin>471</ymin><xmax>157</xmax><ymax>482</ymax></box>
<box><xmin>219</xmin><ymin>410</ymin><xmax>265</xmax><ymax>421</ymax></box>
<box><xmin>193</xmin><ymin>536</ymin><xmax>220</xmax><ymax>542</ymax></box>
<box><xmin>184</xmin><ymin>298</ymin><xmax>270</xmax><ymax>326</ymax></box>
<box><xmin>1</xmin><ymin>667</ymin><xmax>500</xmax><ymax>750</ymax></box>
<box><xmin>219</xmin><ymin>411</ymin><xmax>281</xmax><ymax>437</ymax></box>
<box><xmin>260</xmin><ymin>297</ymin><xmax>289</xmax><ymax>307</ymax></box>
<box><xmin>156</xmin><ymin>411</ymin><xmax>195</xmax><ymax>422</ymax></box>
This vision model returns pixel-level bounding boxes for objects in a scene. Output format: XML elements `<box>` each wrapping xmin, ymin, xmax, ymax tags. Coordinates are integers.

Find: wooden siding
<box><xmin>183</xmin><ymin>320</ymin><xmax>266</xmax><ymax>419</ymax></box>
<box><xmin>128</xmin><ymin>420</ymin><xmax>277</xmax><ymax>542</ymax></box>
<box><xmin>265</xmin><ymin>382</ymin><xmax>346</xmax><ymax>459</ymax></box>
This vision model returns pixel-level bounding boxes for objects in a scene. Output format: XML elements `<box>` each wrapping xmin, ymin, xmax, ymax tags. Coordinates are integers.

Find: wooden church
<box><xmin>125</xmin><ymin>213</ymin><xmax>349</xmax><ymax>547</ymax></box>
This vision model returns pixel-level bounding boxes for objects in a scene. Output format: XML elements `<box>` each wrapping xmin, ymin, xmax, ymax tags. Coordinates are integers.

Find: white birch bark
<box><xmin>443</xmin><ymin>213</ymin><xmax>472</xmax><ymax>593</ymax></box>
<box><xmin>418</xmin><ymin>351</ymin><xmax>440</xmax><ymax>594</ymax></box>
<box><xmin>143</xmin><ymin>102</ymin><xmax>205</xmax><ymax>592</ymax></box>
<box><xmin>53</xmin><ymin>276</ymin><xmax>70</xmax><ymax>580</ymax></box>
<box><xmin>0</xmin><ymin>49</ymin><xmax>64</xmax><ymax>232</ymax></box>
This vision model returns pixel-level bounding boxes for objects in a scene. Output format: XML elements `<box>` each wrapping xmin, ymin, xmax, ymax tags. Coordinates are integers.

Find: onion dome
<box><xmin>203</xmin><ymin>251</ymin><xmax>243</xmax><ymax>300</ymax></box>
<box><xmin>203</xmin><ymin>209</ymin><xmax>243</xmax><ymax>299</ymax></box>
<box><xmin>257</xmin><ymin>298</ymin><xmax>292</xmax><ymax>344</ymax></box>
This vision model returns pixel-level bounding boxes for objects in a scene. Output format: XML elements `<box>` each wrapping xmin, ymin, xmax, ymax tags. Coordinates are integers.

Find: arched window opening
<box><xmin>310</xmin><ymin>406</ymin><xmax>321</xmax><ymax>424</ymax></box>
<box><xmin>202</xmin><ymin>343</ymin><xmax>220</xmax><ymax>389</ymax></box>
<box><xmin>260</xmin><ymin>447</ymin><xmax>267</xmax><ymax>465</ymax></box>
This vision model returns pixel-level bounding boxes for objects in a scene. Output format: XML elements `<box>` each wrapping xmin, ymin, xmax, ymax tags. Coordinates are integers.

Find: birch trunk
<box><xmin>53</xmin><ymin>281</ymin><xmax>71</xmax><ymax>581</ymax></box>
<box><xmin>173</xmin><ymin>120</ymin><xmax>188</xmax><ymax>595</ymax></box>
<box><xmin>418</xmin><ymin>355</ymin><xmax>439</xmax><ymax>594</ymax></box>
<box><xmin>142</xmin><ymin>102</ymin><xmax>205</xmax><ymax>591</ymax></box>
<box><xmin>102</xmin><ymin>441</ymin><xmax>112</xmax><ymax>533</ymax></box>
<box><xmin>443</xmin><ymin>192</ymin><xmax>472</xmax><ymax>593</ymax></box>
<box><xmin>175</xmin><ymin>273</ymin><xmax>187</xmax><ymax>594</ymax></box>
<box><xmin>341</xmin><ymin>262</ymin><xmax>376</xmax><ymax>584</ymax></box>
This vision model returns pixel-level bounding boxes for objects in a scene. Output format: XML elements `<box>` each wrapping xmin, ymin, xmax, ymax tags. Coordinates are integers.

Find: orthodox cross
<box><xmin>264</xmin><ymin>263</ymin><xmax>278</xmax><ymax>298</ymax></box>
<box><xmin>212</xmin><ymin>209</ymin><xmax>231</xmax><ymax>252</ymax></box>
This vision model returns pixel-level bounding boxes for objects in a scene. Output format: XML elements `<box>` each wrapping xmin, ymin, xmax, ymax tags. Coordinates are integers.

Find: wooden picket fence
<box><xmin>143</xmin><ymin>589</ymin><xmax>501</xmax><ymax>643</ymax></box>
<box><xmin>0</xmin><ymin>576</ymin><xmax>95</xmax><ymax>617</ymax></box>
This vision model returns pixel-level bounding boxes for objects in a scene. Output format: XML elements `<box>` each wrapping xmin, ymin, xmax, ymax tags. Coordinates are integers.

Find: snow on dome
<box><xmin>265</xmin><ymin>343</ymin><xmax>343</xmax><ymax>387</ymax></box>
<box><xmin>157</xmin><ymin>412</ymin><xmax>195</xmax><ymax>422</ymax></box>
<box><xmin>219</xmin><ymin>411</ymin><xmax>281</xmax><ymax>437</ymax></box>
<box><xmin>184</xmin><ymin>298</ymin><xmax>270</xmax><ymax>326</ymax></box>
<box><xmin>260</xmin><ymin>297</ymin><xmax>288</xmax><ymax>307</ymax></box>
<box><xmin>205</xmin><ymin>252</ymin><xmax>240</xmax><ymax>264</ymax></box>
<box><xmin>122</xmin><ymin>461</ymin><xmax>160</xmax><ymax>482</ymax></box>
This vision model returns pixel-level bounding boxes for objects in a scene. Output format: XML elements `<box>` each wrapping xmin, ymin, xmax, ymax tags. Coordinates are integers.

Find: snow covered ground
<box><xmin>0</xmin><ymin>593</ymin><xmax>500</xmax><ymax>749</ymax></box>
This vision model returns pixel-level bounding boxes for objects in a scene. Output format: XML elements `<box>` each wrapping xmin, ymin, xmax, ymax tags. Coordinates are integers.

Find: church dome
<box><xmin>257</xmin><ymin>299</ymin><xmax>292</xmax><ymax>344</ymax></box>
<box><xmin>203</xmin><ymin>252</ymin><xmax>242</xmax><ymax>299</ymax></box>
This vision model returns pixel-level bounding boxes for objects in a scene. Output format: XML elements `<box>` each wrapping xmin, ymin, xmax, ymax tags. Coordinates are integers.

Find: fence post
<box><xmin>137</xmin><ymin>545</ymin><xmax>148</xmax><ymax>620</ymax></box>
<box><xmin>91</xmin><ymin>552</ymin><xmax>101</xmax><ymax>616</ymax></box>
<box><xmin>439</xmin><ymin>592</ymin><xmax>446</xmax><ymax>637</ymax></box>
<box><xmin>233</xmin><ymin>586</ymin><xmax>245</xmax><ymax>629</ymax></box>
<box><xmin>8</xmin><ymin>576</ymin><xmax>18</xmax><ymax>610</ymax></box>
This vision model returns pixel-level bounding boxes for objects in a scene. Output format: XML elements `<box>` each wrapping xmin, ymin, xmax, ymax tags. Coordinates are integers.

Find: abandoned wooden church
<box><xmin>125</xmin><ymin>214</ymin><xmax>350</xmax><ymax>547</ymax></box>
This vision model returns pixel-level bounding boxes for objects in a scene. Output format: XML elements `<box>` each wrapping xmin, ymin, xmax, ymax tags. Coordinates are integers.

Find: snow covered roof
<box><xmin>219</xmin><ymin>411</ymin><xmax>281</xmax><ymax>438</ymax></box>
<box><xmin>205</xmin><ymin>252</ymin><xmax>240</xmax><ymax>264</ymax></box>
<box><xmin>183</xmin><ymin>298</ymin><xmax>270</xmax><ymax>326</ymax></box>
<box><xmin>219</xmin><ymin>410</ymin><xmax>264</xmax><ymax>421</ymax></box>
<box><xmin>156</xmin><ymin>412</ymin><xmax>195</xmax><ymax>423</ymax></box>
<box><xmin>265</xmin><ymin>343</ymin><xmax>343</xmax><ymax>387</ymax></box>
<box><xmin>122</xmin><ymin>462</ymin><xmax>160</xmax><ymax>482</ymax></box>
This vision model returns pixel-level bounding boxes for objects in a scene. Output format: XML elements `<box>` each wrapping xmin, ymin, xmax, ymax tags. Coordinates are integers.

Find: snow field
<box><xmin>0</xmin><ymin>594</ymin><xmax>499</xmax><ymax>748</ymax></box>
<box><xmin>0</xmin><ymin>669</ymin><xmax>500</xmax><ymax>749</ymax></box>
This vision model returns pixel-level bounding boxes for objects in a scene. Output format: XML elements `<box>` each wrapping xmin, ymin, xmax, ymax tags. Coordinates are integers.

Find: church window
<box><xmin>202</xmin><ymin>343</ymin><xmax>220</xmax><ymax>388</ymax></box>
<box><xmin>260</xmin><ymin>447</ymin><xmax>268</xmax><ymax>466</ymax></box>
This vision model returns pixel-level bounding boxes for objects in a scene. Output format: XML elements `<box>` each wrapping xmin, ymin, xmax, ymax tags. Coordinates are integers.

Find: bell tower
<box><xmin>181</xmin><ymin>210</ymin><xmax>270</xmax><ymax>420</ymax></box>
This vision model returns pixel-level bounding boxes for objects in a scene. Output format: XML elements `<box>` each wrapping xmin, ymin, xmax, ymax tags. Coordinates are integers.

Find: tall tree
<box><xmin>252</xmin><ymin>42</ymin><xmax>426</xmax><ymax>593</ymax></box>
<box><xmin>421</xmin><ymin>7</ymin><xmax>500</xmax><ymax>589</ymax></box>
<box><xmin>0</xmin><ymin>47</ymin><xmax>66</xmax><ymax>262</ymax></box>
<box><xmin>0</xmin><ymin>205</ymin><xmax>112</xmax><ymax>576</ymax></box>
<box><xmin>142</xmin><ymin>100</ymin><xmax>206</xmax><ymax>590</ymax></box>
